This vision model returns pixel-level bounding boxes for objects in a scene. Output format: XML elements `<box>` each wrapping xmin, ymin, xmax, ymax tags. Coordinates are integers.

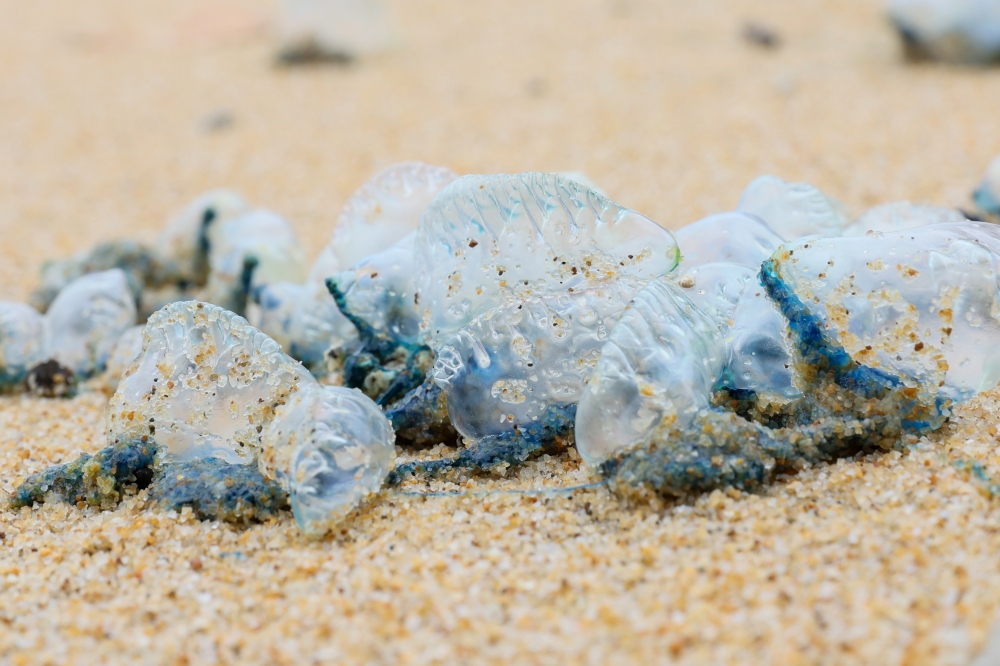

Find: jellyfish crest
<box><xmin>738</xmin><ymin>175</ymin><xmax>848</xmax><ymax>240</ymax></box>
<box><xmin>312</xmin><ymin>162</ymin><xmax>459</xmax><ymax>283</ymax></box>
<box><xmin>415</xmin><ymin>172</ymin><xmax>680</xmax><ymax>343</ymax></box>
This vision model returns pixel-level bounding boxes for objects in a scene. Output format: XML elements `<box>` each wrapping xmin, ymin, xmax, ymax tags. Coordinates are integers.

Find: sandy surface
<box><xmin>4</xmin><ymin>0</ymin><xmax>1000</xmax><ymax>663</ymax></box>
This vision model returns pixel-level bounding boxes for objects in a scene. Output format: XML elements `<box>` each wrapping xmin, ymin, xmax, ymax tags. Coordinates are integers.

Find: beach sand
<box><xmin>3</xmin><ymin>0</ymin><xmax>1000</xmax><ymax>663</ymax></box>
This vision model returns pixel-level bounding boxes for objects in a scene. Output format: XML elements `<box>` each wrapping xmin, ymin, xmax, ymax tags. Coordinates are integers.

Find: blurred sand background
<box><xmin>4</xmin><ymin>0</ymin><xmax>1000</xmax><ymax>663</ymax></box>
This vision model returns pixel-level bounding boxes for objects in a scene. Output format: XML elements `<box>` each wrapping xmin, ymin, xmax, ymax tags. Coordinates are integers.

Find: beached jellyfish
<box><xmin>313</xmin><ymin>162</ymin><xmax>458</xmax><ymax>278</ymax></box>
<box><xmin>250</xmin><ymin>280</ymin><xmax>354</xmax><ymax>371</ymax></box>
<box><xmin>276</xmin><ymin>0</ymin><xmax>395</xmax><ymax>63</ymax></box>
<box><xmin>201</xmin><ymin>209</ymin><xmax>306</xmax><ymax>315</ymax></box>
<box><xmin>415</xmin><ymin>172</ymin><xmax>680</xmax><ymax>343</ymax></box>
<box><xmin>721</xmin><ymin>284</ymin><xmax>799</xmax><ymax>399</ymax></box>
<box><xmin>12</xmin><ymin>302</ymin><xmax>311</xmax><ymax>521</ymax></box>
<box><xmin>675</xmin><ymin>212</ymin><xmax>784</xmax><ymax>271</ymax></box>
<box><xmin>765</xmin><ymin>222</ymin><xmax>1000</xmax><ymax>400</ymax></box>
<box><xmin>724</xmin><ymin>220</ymin><xmax>1000</xmax><ymax>402</ymax></box>
<box><xmin>329</xmin><ymin>233</ymin><xmax>422</xmax><ymax>344</ymax></box>
<box><xmin>594</xmin><ymin>223</ymin><xmax>1000</xmax><ymax>500</ymax></box>
<box><xmin>888</xmin><ymin>0</ymin><xmax>1000</xmax><ymax>63</ymax></box>
<box><xmin>842</xmin><ymin>201</ymin><xmax>966</xmax><ymax>236</ymax></box>
<box><xmin>157</xmin><ymin>189</ymin><xmax>249</xmax><ymax>287</ymax></box>
<box><xmin>259</xmin><ymin>384</ymin><xmax>395</xmax><ymax>536</ymax></box>
<box><xmin>574</xmin><ymin>278</ymin><xmax>728</xmax><ymax>467</ymax></box>
<box><xmin>737</xmin><ymin>175</ymin><xmax>848</xmax><ymax>240</ymax></box>
<box><xmin>252</xmin><ymin>163</ymin><xmax>456</xmax><ymax>366</ymax></box>
<box><xmin>674</xmin><ymin>264</ymin><xmax>775</xmax><ymax>403</ymax></box>
<box><xmin>0</xmin><ymin>302</ymin><xmax>46</xmax><ymax>390</ymax></box>
<box><xmin>104</xmin><ymin>325</ymin><xmax>145</xmax><ymax>389</ymax></box>
<box><xmin>30</xmin><ymin>240</ymin><xmax>176</xmax><ymax>314</ymax></box>
<box><xmin>326</xmin><ymin>275</ymin><xmax>432</xmax><ymax>405</ymax></box>
<box><xmin>44</xmin><ymin>269</ymin><xmax>137</xmax><ymax>378</ymax></box>
<box><xmin>320</xmin><ymin>237</ymin><xmax>430</xmax><ymax>405</ymax></box>
<box><xmin>107</xmin><ymin>301</ymin><xmax>316</xmax><ymax>464</ymax></box>
<box><xmin>433</xmin><ymin>279</ymin><xmax>641</xmax><ymax>442</ymax></box>
<box><xmin>974</xmin><ymin>154</ymin><xmax>1000</xmax><ymax>216</ymax></box>
<box><xmin>28</xmin><ymin>192</ymin><xmax>247</xmax><ymax>317</ymax></box>
<box><xmin>600</xmin><ymin>259</ymin><xmax>954</xmax><ymax>499</ymax></box>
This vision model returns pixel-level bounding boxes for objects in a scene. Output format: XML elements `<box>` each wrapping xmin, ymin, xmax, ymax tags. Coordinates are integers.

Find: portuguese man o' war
<box><xmin>13</xmin><ymin>299</ymin><xmax>397</xmax><ymax>529</ymax></box>
<box><xmin>328</xmin><ymin>233</ymin><xmax>422</xmax><ymax>345</ymax></box>
<box><xmin>593</xmin><ymin>221</ymin><xmax>1000</xmax><ymax>499</ymax></box>
<box><xmin>390</xmin><ymin>172</ymin><xmax>680</xmax><ymax>476</ymax></box>
<box><xmin>326</xmin><ymin>274</ymin><xmax>433</xmax><ymax>406</ymax></box>
<box><xmin>315</xmin><ymin>162</ymin><xmax>458</xmax><ymax>277</ymax></box>
<box><xmin>203</xmin><ymin>209</ymin><xmax>307</xmax><ymax>317</ymax></box>
<box><xmin>260</xmin><ymin>384</ymin><xmax>396</xmax><ymax>536</ymax></box>
<box><xmin>158</xmin><ymin>189</ymin><xmax>250</xmax><ymax>287</ymax></box>
<box><xmin>28</xmin><ymin>189</ymin><xmax>250</xmax><ymax>322</ymax></box>
<box><xmin>0</xmin><ymin>302</ymin><xmax>46</xmax><ymax>391</ymax></box>
<box><xmin>305</xmin><ymin>163</ymin><xmax>460</xmax><ymax>402</ymax></box>
<box><xmin>888</xmin><ymin>0</ymin><xmax>1000</xmax><ymax>64</ymax></box>
<box><xmin>720</xmin><ymin>201</ymin><xmax>966</xmax><ymax>401</ymax></box>
<box><xmin>765</xmin><ymin>223</ymin><xmax>1000</xmax><ymax>400</ymax></box>
<box><xmin>317</xmin><ymin>164</ymin><xmax>454</xmax><ymax>350</ymax></box>
<box><xmin>252</xmin><ymin>162</ymin><xmax>457</xmax><ymax>368</ymax></box>
<box><xmin>45</xmin><ymin>269</ymin><xmax>138</xmax><ymax>379</ymax></box>
<box><xmin>737</xmin><ymin>175</ymin><xmax>848</xmax><ymax>240</ymax></box>
<box><xmin>575</xmin><ymin>278</ymin><xmax>728</xmax><ymax>467</ymax></box>
<box><xmin>672</xmin><ymin>209</ymin><xmax>792</xmax><ymax>400</ymax></box>
<box><xmin>30</xmin><ymin>241</ymin><xmax>174</xmax><ymax>316</ymax></box>
<box><xmin>321</xmin><ymin>236</ymin><xmax>429</xmax><ymax>405</ymax></box>
<box><xmin>2</xmin><ymin>270</ymin><xmax>138</xmax><ymax>394</ymax></box>
<box><xmin>432</xmin><ymin>280</ymin><xmax>640</xmax><ymax>443</ymax></box>
<box><xmin>415</xmin><ymin>172</ymin><xmax>680</xmax><ymax>343</ymax></box>
<box><xmin>107</xmin><ymin>301</ymin><xmax>315</xmax><ymax>465</ymax></box>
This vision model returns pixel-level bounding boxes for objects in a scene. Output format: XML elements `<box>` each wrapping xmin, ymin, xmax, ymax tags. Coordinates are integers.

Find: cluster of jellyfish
<box><xmin>5</xmin><ymin>157</ymin><xmax>1000</xmax><ymax>537</ymax></box>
